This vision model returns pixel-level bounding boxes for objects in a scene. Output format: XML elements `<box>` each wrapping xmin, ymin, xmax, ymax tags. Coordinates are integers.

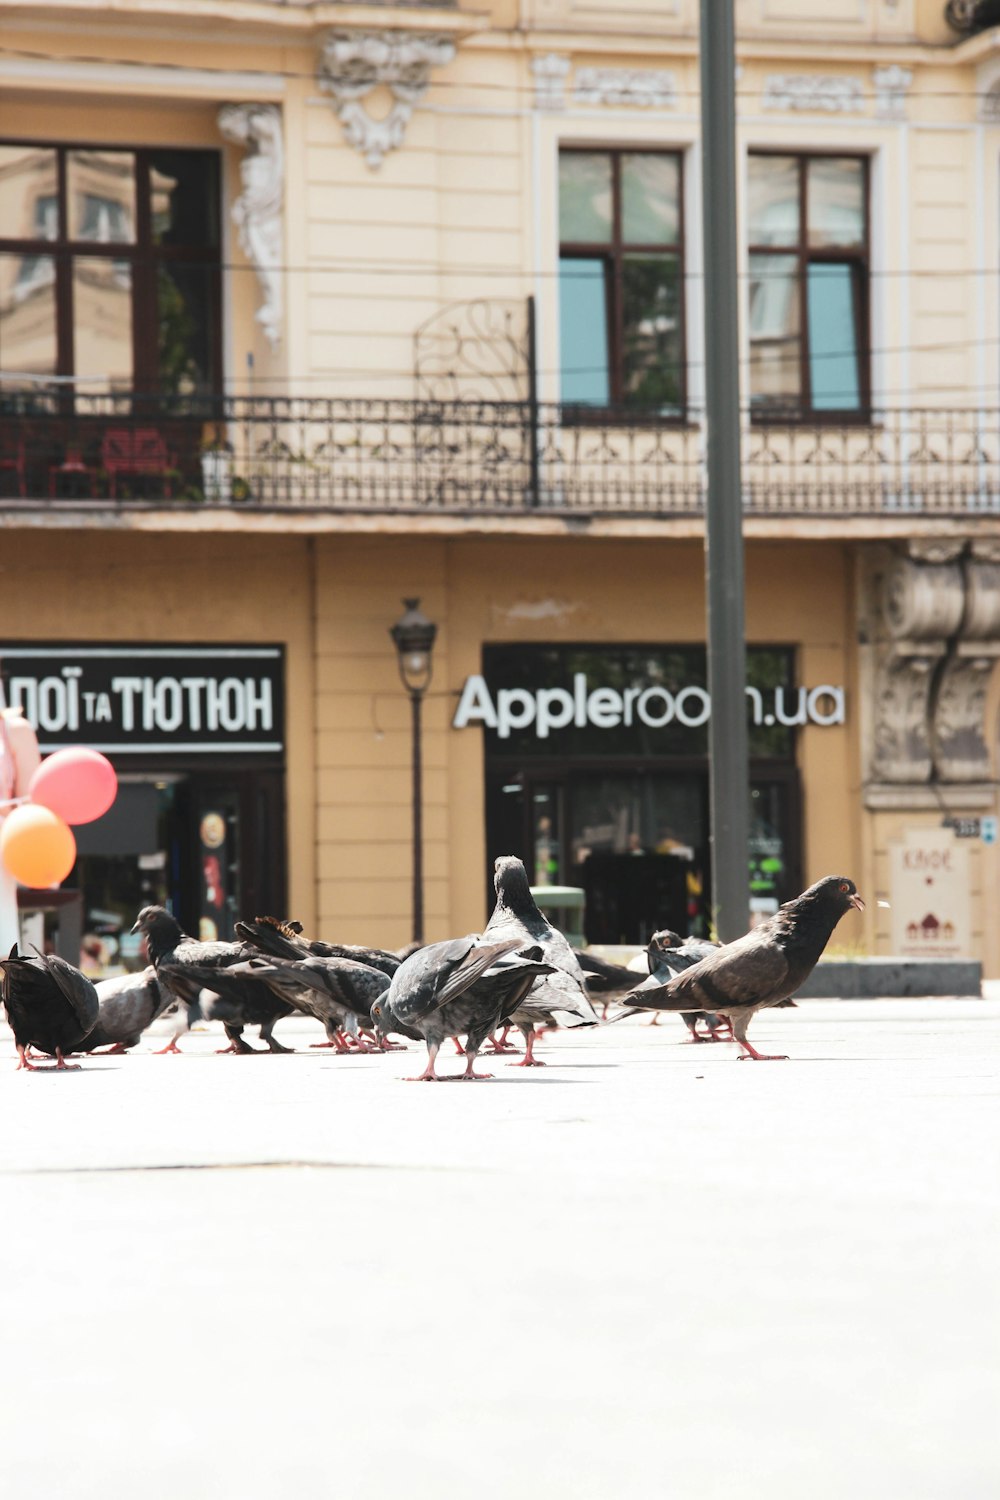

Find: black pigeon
<box><xmin>75</xmin><ymin>965</ymin><xmax>175</xmax><ymax>1054</ymax></box>
<box><xmin>574</xmin><ymin>948</ymin><xmax>648</xmax><ymax>995</ymax></box>
<box><xmin>624</xmin><ymin>876</ymin><xmax>865</xmax><ymax>1060</ymax></box>
<box><xmin>130</xmin><ymin>905</ymin><xmax>294</xmax><ymax>1054</ymax></box>
<box><xmin>235</xmin><ymin>916</ymin><xmax>402</xmax><ymax>981</ymax></box>
<box><xmin>0</xmin><ymin>946</ymin><xmax>100</xmax><ymax>1070</ymax></box>
<box><xmin>370</xmin><ymin>935</ymin><xmax>554</xmax><ymax>1081</ymax></box>
<box><xmin>177</xmin><ymin>953</ymin><xmax>392</xmax><ymax>1052</ymax></box>
<box><xmin>638</xmin><ymin>929</ymin><xmax>730</xmax><ymax>1042</ymax></box>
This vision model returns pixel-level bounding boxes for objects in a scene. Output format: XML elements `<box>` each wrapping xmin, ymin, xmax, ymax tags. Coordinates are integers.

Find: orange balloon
<box><xmin>0</xmin><ymin>803</ymin><xmax>77</xmax><ymax>888</ymax></box>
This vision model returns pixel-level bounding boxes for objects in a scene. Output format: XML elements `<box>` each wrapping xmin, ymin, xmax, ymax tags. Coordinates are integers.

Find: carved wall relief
<box><xmin>864</xmin><ymin>545</ymin><xmax>1000</xmax><ymax>792</ymax></box>
<box><xmin>218</xmin><ymin>104</ymin><xmax>284</xmax><ymax>350</ymax></box>
<box><xmin>317</xmin><ymin>31</ymin><xmax>456</xmax><ymax>169</ymax></box>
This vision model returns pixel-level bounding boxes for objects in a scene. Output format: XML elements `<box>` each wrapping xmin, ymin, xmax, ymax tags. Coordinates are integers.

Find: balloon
<box><xmin>28</xmin><ymin>747</ymin><xmax>118</xmax><ymax>825</ymax></box>
<box><xmin>0</xmin><ymin>804</ymin><xmax>77</xmax><ymax>887</ymax></box>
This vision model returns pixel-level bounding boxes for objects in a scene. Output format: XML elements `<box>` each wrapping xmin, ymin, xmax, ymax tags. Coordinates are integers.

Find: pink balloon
<box><xmin>28</xmin><ymin>747</ymin><xmax>118</xmax><ymax>825</ymax></box>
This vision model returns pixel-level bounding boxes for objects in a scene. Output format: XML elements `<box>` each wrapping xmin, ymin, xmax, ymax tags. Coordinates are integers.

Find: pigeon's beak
<box><xmin>849</xmin><ymin>894</ymin><xmax>866</xmax><ymax>912</ymax></box>
<box><xmin>129</xmin><ymin>918</ymin><xmax>141</xmax><ymax>935</ymax></box>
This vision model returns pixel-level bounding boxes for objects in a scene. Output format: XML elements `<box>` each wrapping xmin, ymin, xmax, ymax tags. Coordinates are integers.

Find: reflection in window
<box><xmin>0</xmin><ymin>145</ymin><xmax>58</xmax><ymax>240</ymax></box>
<box><xmin>559</xmin><ymin>148</ymin><xmax>685</xmax><ymax>412</ymax></box>
<box><xmin>748</xmin><ymin>152</ymin><xmax>867</xmax><ymax>417</ymax></box>
<box><xmin>0</xmin><ymin>251</ymin><xmax>57</xmax><ymax>380</ymax></box>
<box><xmin>73</xmin><ymin>260</ymin><xmax>133</xmax><ymax>389</ymax></box>
<box><xmin>68</xmin><ymin>151</ymin><xmax>136</xmax><ymax>242</ymax></box>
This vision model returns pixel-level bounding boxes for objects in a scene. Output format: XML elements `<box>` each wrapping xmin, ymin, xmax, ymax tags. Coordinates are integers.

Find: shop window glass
<box><xmin>559</xmin><ymin>147</ymin><xmax>685</xmax><ymax>413</ymax></box>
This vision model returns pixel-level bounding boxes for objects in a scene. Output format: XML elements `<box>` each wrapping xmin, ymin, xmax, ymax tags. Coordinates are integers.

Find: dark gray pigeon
<box><xmin>482</xmin><ymin>856</ymin><xmax>598</xmax><ymax>1064</ymax></box>
<box><xmin>624</xmin><ymin>877</ymin><xmax>864</xmax><ymax>1060</ymax></box>
<box><xmin>131</xmin><ymin>904</ymin><xmax>294</xmax><ymax>1054</ymax></box>
<box><xmin>177</xmin><ymin>952</ymin><xmax>392</xmax><ymax>1052</ymax></box>
<box><xmin>370</xmin><ymin>934</ymin><xmax>554</xmax><ymax>1081</ymax></box>
<box><xmin>638</xmin><ymin>929</ymin><xmax>730</xmax><ymax>1041</ymax></box>
<box><xmin>75</xmin><ymin>965</ymin><xmax>174</xmax><ymax>1054</ymax></box>
<box><xmin>235</xmin><ymin>916</ymin><xmax>402</xmax><ymax>981</ymax></box>
<box><xmin>0</xmin><ymin>946</ymin><xmax>99</xmax><ymax>1070</ymax></box>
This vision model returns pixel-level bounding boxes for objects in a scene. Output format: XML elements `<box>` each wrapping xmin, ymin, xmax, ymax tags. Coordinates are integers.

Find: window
<box><xmin>0</xmin><ymin>141</ymin><xmax>221</xmax><ymax>398</ymax></box>
<box><xmin>558</xmin><ymin>148</ymin><xmax>685</xmax><ymax>416</ymax></box>
<box><xmin>748</xmin><ymin>153</ymin><xmax>869</xmax><ymax>418</ymax></box>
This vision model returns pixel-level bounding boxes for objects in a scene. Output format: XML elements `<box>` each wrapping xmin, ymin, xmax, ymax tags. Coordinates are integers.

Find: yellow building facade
<box><xmin>1</xmin><ymin>0</ymin><xmax>999</xmax><ymax>972</ymax></box>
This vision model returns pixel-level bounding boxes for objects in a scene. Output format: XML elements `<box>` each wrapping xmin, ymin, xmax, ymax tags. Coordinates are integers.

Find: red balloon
<box><xmin>28</xmin><ymin>747</ymin><xmax>118</xmax><ymax>825</ymax></box>
<box><xmin>0</xmin><ymin>804</ymin><xmax>77</xmax><ymax>887</ymax></box>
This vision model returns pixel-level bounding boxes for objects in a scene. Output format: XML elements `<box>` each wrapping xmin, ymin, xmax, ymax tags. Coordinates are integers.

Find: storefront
<box><xmin>2</xmin><ymin>643</ymin><xmax>286</xmax><ymax>973</ymax></box>
<box><xmin>454</xmin><ymin>642</ymin><xmax>845</xmax><ymax>944</ymax></box>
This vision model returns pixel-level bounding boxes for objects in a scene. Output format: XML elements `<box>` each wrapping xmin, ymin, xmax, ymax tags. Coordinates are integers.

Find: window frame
<box><xmin>747</xmin><ymin>149</ymin><xmax>871</xmax><ymax>424</ymax></box>
<box><xmin>0</xmin><ymin>138</ymin><xmax>223</xmax><ymax>400</ymax></box>
<box><xmin>558</xmin><ymin>145</ymin><xmax>688</xmax><ymax>421</ymax></box>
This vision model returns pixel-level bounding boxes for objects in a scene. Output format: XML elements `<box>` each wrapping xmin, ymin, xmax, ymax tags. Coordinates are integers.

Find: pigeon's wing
<box><xmin>37</xmin><ymin>952</ymin><xmax>100</xmax><ymax>1037</ymax></box>
<box><xmin>629</xmin><ymin>933</ymin><xmax>791</xmax><ymax>1012</ymax></box>
<box><xmin>235</xmin><ymin>917</ymin><xmax>308</xmax><ymax>961</ymax></box>
<box><xmin>430</xmin><ymin>937</ymin><xmax>524</xmax><ymax>1010</ymax></box>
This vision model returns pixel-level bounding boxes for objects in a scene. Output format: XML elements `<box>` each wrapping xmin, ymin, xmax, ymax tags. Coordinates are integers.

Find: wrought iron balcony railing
<box><xmin>1</xmin><ymin>391</ymin><xmax>999</xmax><ymax>518</ymax></box>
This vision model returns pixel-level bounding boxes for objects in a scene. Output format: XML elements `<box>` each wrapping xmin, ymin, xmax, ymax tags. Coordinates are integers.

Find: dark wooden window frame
<box><xmin>748</xmin><ymin>149</ymin><xmax>871</xmax><ymax>424</ymax></box>
<box><xmin>0</xmin><ymin>138</ymin><xmax>223</xmax><ymax>399</ymax></box>
<box><xmin>558</xmin><ymin>145</ymin><xmax>687</xmax><ymax>421</ymax></box>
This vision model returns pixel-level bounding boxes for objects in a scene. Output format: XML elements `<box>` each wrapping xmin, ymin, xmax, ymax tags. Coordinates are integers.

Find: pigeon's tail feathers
<box><xmin>433</xmin><ymin>937</ymin><xmax>524</xmax><ymax>1009</ymax></box>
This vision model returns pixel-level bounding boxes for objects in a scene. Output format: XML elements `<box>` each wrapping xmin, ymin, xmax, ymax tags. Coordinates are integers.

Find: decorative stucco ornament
<box><xmin>318</xmin><ymin>31</ymin><xmax>455</xmax><ymax>169</ymax></box>
<box><xmin>530</xmin><ymin>53</ymin><xmax>570</xmax><ymax>112</ymax></box>
<box><xmin>761</xmin><ymin>74</ymin><xmax>865</xmax><ymax>113</ymax></box>
<box><xmin>572</xmin><ymin>68</ymin><xmax>677</xmax><ymax>109</ymax></box>
<box><xmin>873</xmin><ymin>65</ymin><xmax>912</xmax><ymax>121</ymax></box>
<box><xmin>218</xmin><ymin>104</ymin><xmax>284</xmax><ymax>349</ymax></box>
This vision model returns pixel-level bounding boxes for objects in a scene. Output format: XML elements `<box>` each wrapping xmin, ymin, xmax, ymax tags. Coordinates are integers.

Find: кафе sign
<box><xmin>0</xmin><ymin>645</ymin><xmax>284</xmax><ymax>753</ymax></box>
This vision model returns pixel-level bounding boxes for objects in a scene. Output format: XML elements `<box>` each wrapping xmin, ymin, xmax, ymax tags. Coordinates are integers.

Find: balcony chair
<box><xmin>101</xmin><ymin>427</ymin><xmax>174</xmax><ymax>499</ymax></box>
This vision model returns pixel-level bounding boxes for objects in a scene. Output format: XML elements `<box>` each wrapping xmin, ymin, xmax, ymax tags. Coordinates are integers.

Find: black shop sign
<box><xmin>0</xmin><ymin>644</ymin><xmax>284</xmax><ymax>753</ymax></box>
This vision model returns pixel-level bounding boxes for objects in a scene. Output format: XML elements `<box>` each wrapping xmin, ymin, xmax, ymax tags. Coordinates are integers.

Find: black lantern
<box><xmin>389</xmin><ymin>598</ymin><xmax>437</xmax><ymax>944</ymax></box>
<box><xmin>389</xmin><ymin>598</ymin><xmax>437</xmax><ymax>697</ymax></box>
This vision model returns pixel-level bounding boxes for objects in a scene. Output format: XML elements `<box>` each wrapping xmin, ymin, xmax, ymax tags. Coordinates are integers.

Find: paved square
<box><xmin>1</xmin><ymin>997</ymin><xmax>997</xmax><ymax>1499</ymax></box>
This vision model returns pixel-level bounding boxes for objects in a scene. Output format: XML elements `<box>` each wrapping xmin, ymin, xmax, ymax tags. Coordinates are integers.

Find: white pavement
<box><xmin>0</xmin><ymin>998</ymin><xmax>997</xmax><ymax>1500</ymax></box>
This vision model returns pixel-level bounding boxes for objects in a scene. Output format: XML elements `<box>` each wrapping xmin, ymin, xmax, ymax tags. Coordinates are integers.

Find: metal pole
<box><xmin>411</xmin><ymin>689</ymin><xmax>424</xmax><ymax>945</ymax></box>
<box><xmin>700</xmin><ymin>0</ymin><xmax>750</xmax><ymax>941</ymax></box>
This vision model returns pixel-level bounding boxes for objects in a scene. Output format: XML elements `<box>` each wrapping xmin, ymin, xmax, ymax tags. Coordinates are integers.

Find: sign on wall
<box><xmin>0</xmin><ymin>645</ymin><xmax>284</xmax><ymax>753</ymax></box>
<box><xmin>889</xmin><ymin>827</ymin><xmax>971</xmax><ymax>959</ymax></box>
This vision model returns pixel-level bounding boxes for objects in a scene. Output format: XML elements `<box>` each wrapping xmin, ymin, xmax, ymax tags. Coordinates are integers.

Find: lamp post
<box><xmin>389</xmin><ymin>598</ymin><xmax>437</xmax><ymax>945</ymax></box>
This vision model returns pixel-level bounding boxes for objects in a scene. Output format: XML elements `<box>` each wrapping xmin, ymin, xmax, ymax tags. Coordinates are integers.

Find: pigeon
<box><xmin>235</xmin><ymin>916</ymin><xmax>402</xmax><ymax>982</ymax></box>
<box><xmin>0</xmin><ymin>945</ymin><xmax>99</xmax><ymax>1070</ymax></box>
<box><xmin>623</xmin><ymin>877</ymin><xmax>865</xmax><ymax>1060</ymax></box>
<box><xmin>574</xmin><ymin>948</ymin><xmax>648</xmax><ymax>996</ymax></box>
<box><xmin>75</xmin><ymin>965</ymin><xmax>175</xmax><ymax>1054</ymax></box>
<box><xmin>639</xmin><ymin>930</ymin><xmax>730</xmax><ymax>1041</ymax></box>
<box><xmin>482</xmin><ymin>856</ymin><xmax>598</xmax><ymax>1065</ymax></box>
<box><xmin>370</xmin><ymin>934</ymin><xmax>554</xmax><ymax>1081</ymax></box>
<box><xmin>177</xmin><ymin>953</ymin><xmax>392</xmax><ymax>1052</ymax></box>
<box><xmin>130</xmin><ymin>905</ymin><xmax>294</xmax><ymax>1054</ymax></box>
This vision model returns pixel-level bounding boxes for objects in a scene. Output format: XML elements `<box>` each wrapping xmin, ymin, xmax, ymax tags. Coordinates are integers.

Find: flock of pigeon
<box><xmin>0</xmin><ymin>856</ymin><xmax>865</xmax><ymax>1076</ymax></box>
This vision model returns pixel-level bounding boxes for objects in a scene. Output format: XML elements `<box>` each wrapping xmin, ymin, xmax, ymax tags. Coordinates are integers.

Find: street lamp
<box><xmin>389</xmin><ymin>598</ymin><xmax>437</xmax><ymax>945</ymax></box>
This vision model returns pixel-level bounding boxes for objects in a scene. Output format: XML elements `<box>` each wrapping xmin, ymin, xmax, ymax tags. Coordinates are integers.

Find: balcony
<box><xmin>2</xmin><ymin>392</ymin><xmax>999</xmax><ymax>521</ymax></box>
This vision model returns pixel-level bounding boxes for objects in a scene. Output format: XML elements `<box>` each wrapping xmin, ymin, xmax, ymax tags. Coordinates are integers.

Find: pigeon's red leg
<box><xmin>644</xmin><ymin>1012</ymin><xmax>661</xmax><ymax>1027</ymax></box>
<box><xmin>485</xmin><ymin>1028</ymin><xmax>518</xmax><ymax>1054</ymax></box>
<box><xmin>153</xmin><ymin>1037</ymin><xmax>184</xmax><ymax>1055</ymax></box>
<box><xmin>406</xmin><ymin>1040</ymin><xmax>442</xmax><ymax>1082</ymax></box>
<box><xmin>55</xmin><ymin>1049</ymin><xmax>81</xmax><ymax>1071</ymax></box>
<box><xmin>451</xmin><ymin>1035</ymin><xmax>466</xmax><ymax>1056</ymax></box>
<box><xmin>92</xmin><ymin>1043</ymin><xmax>129</xmax><ymax>1055</ymax></box>
<box><xmin>457</xmin><ymin>1049</ymin><xmax>493</xmax><ymax>1081</ymax></box>
<box><xmin>508</xmin><ymin>1027</ymin><xmax>546</xmax><ymax>1067</ymax></box>
<box><xmin>732</xmin><ymin>1015</ymin><xmax>788</xmax><ymax>1061</ymax></box>
<box><xmin>15</xmin><ymin>1045</ymin><xmax>39</xmax><ymax>1071</ymax></box>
